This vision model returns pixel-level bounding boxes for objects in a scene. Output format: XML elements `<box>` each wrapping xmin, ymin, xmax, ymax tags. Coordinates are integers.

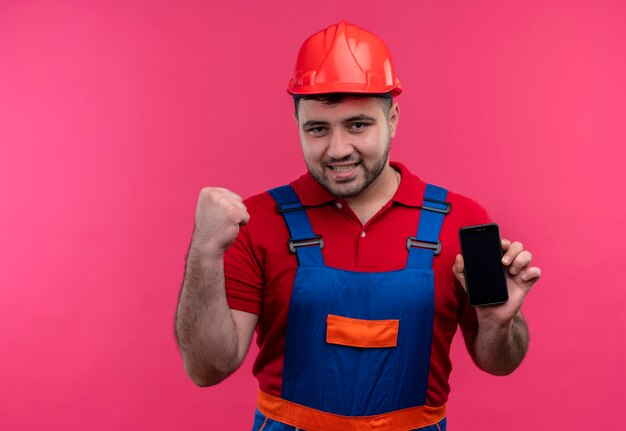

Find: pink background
<box><xmin>1</xmin><ymin>1</ymin><xmax>624</xmax><ymax>429</ymax></box>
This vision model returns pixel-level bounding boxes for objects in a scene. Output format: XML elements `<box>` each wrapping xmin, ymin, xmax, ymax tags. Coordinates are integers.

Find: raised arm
<box><xmin>175</xmin><ymin>187</ymin><xmax>258</xmax><ymax>386</ymax></box>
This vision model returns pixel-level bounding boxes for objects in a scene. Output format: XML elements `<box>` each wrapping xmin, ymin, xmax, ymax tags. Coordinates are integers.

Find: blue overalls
<box><xmin>252</xmin><ymin>183</ymin><xmax>450</xmax><ymax>431</ymax></box>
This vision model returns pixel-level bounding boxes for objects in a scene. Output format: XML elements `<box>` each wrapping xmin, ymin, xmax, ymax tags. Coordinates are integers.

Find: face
<box><xmin>296</xmin><ymin>97</ymin><xmax>399</xmax><ymax>199</ymax></box>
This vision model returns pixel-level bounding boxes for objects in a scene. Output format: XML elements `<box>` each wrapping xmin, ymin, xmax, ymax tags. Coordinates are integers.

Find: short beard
<box><xmin>307</xmin><ymin>138</ymin><xmax>391</xmax><ymax>199</ymax></box>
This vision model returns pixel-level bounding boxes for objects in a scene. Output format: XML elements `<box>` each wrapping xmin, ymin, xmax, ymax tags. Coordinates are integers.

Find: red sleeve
<box><xmin>224</xmin><ymin>219</ymin><xmax>264</xmax><ymax>316</ymax></box>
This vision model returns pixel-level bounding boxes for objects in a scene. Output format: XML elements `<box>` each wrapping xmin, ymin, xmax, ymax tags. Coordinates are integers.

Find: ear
<box><xmin>293</xmin><ymin>111</ymin><xmax>299</xmax><ymax>125</ymax></box>
<box><xmin>389</xmin><ymin>102</ymin><xmax>400</xmax><ymax>138</ymax></box>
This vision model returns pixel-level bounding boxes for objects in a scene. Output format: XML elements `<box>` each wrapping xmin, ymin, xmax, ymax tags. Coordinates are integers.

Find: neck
<box><xmin>345</xmin><ymin>164</ymin><xmax>400</xmax><ymax>224</ymax></box>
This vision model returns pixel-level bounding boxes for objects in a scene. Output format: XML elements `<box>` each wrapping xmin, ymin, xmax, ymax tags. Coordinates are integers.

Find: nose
<box><xmin>326</xmin><ymin>129</ymin><xmax>354</xmax><ymax>160</ymax></box>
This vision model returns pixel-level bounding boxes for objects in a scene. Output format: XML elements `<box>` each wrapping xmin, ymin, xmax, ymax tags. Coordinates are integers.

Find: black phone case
<box><xmin>459</xmin><ymin>223</ymin><xmax>509</xmax><ymax>307</ymax></box>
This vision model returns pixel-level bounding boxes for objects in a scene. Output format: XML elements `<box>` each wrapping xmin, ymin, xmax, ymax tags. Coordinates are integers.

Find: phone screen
<box><xmin>459</xmin><ymin>224</ymin><xmax>508</xmax><ymax>306</ymax></box>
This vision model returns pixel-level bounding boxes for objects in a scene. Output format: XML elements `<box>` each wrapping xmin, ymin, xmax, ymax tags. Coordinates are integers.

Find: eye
<box><xmin>306</xmin><ymin>126</ymin><xmax>328</xmax><ymax>137</ymax></box>
<box><xmin>349</xmin><ymin>122</ymin><xmax>369</xmax><ymax>132</ymax></box>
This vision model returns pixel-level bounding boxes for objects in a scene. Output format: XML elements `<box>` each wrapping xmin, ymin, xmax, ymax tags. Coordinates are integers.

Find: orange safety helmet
<box><xmin>287</xmin><ymin>21</ymin><xmax>403</xmax><ymax>96</ymax></box>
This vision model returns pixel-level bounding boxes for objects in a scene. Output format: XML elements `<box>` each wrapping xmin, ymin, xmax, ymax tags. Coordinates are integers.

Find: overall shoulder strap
<box><xmin>267</xmin><ymin>185</ymin><xmax>325</xmax><ymax>267</ymax></box>
<box><xmin>406</xmin><ymin>184</ymin><xmax>451</xmax><ymax>269</ymax></box>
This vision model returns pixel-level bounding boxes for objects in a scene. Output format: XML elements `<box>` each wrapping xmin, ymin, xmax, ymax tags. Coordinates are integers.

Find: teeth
<box><xmin>332</xmin><ymin>164</ymin><xmax>356</xmax><ymax>172</ymax></box>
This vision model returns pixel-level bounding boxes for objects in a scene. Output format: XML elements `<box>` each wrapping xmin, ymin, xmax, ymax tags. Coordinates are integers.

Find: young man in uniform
<box><xmin>175</xmin><ymin>22</ymin><xmax>541</xmax><ymax>431</ymax></box>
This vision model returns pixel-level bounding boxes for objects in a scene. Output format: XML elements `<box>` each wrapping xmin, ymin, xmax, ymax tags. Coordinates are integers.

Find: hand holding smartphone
<box><xmin>459</xmin><ymin>223</ymin><xmax>509</xmax><ymax>307</ymax></box>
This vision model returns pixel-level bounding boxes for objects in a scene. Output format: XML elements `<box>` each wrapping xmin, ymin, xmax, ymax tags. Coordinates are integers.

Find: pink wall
<box><xmin>1</xmin><ymin>1</ymin><xmax>624</xmax><ymax>429</ymax></box>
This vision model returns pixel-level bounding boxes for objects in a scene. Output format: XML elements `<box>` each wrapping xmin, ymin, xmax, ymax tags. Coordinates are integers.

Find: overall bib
<box><xmin>253</xmin><ymin>184</ymin><xmax>450</xmax><ymax>431</ymax></box>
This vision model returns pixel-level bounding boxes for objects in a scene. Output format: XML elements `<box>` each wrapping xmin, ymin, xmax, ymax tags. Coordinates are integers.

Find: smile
<box><xmin>331</xmin><ymin>164</ymin><xmax>358</xmax><ymax>172</ymax></box>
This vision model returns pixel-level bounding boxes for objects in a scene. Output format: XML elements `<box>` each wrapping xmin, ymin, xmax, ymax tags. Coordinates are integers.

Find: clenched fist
<box><xmin>191</xmin><ymin>187</ymin><xmax>250</xmax><ymax>258</ymax></box>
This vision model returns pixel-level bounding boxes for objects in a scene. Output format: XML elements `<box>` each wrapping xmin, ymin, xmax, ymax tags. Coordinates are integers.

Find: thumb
<box><xmin>453</xmin><ymin>254</ymin><xmax>467</xmax><ymax>291</ymax></box>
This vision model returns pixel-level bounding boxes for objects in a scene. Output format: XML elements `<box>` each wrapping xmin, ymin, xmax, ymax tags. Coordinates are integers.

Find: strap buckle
<box><xmin>276</xmin><ymin>201</ymin><xmax>305</xmax><ymax>213</ymax></box>
<box><xmin>422</xmin><ymin>197</ymin><xmax>451</xmax><ymax>214</ymax></box>
<box><xmin>406</xmin><ymin>237</ymin><xmax>441</xmax><ymax>255</ymax></box>
<box><xmin>288</xmin><ymin>235</ymin><xmax>324</xmax><ymax>253</ymax></box>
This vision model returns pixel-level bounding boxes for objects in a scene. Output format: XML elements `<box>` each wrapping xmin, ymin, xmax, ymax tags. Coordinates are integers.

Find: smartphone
<box><xmin>459</xmin><ymin>223</ymin><xmax>508</xmax><ymax>307</ymax></box>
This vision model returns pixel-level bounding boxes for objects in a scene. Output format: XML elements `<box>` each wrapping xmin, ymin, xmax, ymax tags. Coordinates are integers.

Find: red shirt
<box><xmin>224</xmin><ymin>162</ymin><xmax>491</xmax><ymax>407</ymax></box>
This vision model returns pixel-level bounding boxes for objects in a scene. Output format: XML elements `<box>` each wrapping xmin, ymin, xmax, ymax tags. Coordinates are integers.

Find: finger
<box><xmin>452</xmin><ymin>254</ymin><xmax>467</xmax><ymax>290</ymax></box>
<box><xmin>508</xmin><ymin>250</ymin><xmax>532</xmax><ymax>276</ymax></box>
<box><xmin>209</xmin><ymin>186</ymin><xmax>243</xmax><ymax>200</ymax></box>
<box><xmin>501</xmin><ymin>238</ymin><xmax>511</xmax><ymax>251</ymax></box>
<box><xmin>520</xmin><ymin>266</ymin><xmax>541</xmax><ymax>283</ymax></box>
<box><xmin>502</xmin><ymin>241</ymin><xmax>523</xmax><ymax>265</ymax></box>
<box><xmin>204</xmin><ymin>187</ymin><xmax>245</xmax><ymax>206</ymax></box>
<box><xmin>232</xmin><ymin>198</ymin><xmax>248</xmax><ymax>215</ymax></box>
<box><xmin>239</xmin><ymin>208</ymin><xmax>250</xmax><ymax>225</ymax></box>
<box><xmin>454</xmin><ymin>254</ymin><xmax>465</xmax><ymax>274</ymax></box>
<box><xmin>222</xmin><ymin>189</ymin><xmax>245</xmax><ymax>203</ymax></box>
<box><xmin>216</xmin><ymin>195</ymin><xmax>249</xmax><ymax>225</ymax></box>
<box><xmin>227</xmin><ymin>201</ymin><xmax>249</xmax><ymax>225</ymax></box>
<box><xmin>215</xmin><ymin>190</ymin><xmax>247</xmax><ymax>215</ymax></box>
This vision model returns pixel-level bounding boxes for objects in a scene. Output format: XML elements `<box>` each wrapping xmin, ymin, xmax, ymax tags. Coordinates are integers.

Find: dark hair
<box><xmin>293</xmin><ymin>92</ymin><xmax>393</xmax><ymax>119</ymax></box>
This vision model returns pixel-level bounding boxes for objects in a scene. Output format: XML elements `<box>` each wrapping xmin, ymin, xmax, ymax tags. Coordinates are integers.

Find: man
<box><xmin>175</xmin><ymin>22</ymin><xmax>541</xmax><ymax>431</ymax></box>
